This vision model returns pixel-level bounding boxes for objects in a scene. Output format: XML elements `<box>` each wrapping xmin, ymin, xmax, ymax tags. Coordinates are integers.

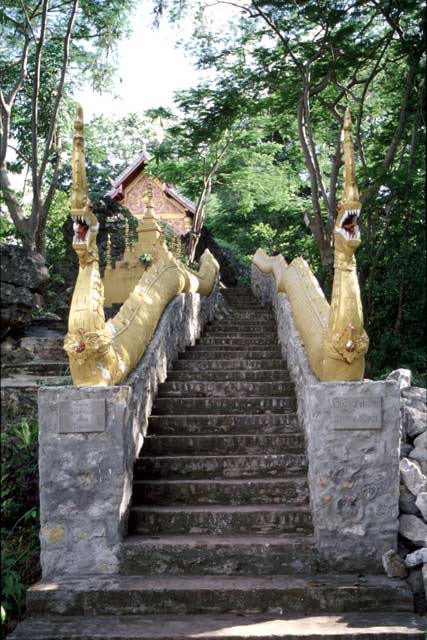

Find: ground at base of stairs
<box><xmin>9</xmin><ymin>612</ymin><xmax>426</xmax><ymax>639</ymax></box>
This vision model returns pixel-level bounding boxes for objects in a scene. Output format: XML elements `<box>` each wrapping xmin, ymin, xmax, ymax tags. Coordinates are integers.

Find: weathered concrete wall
<box><xmin>252</xmin><ymin>265</ymin><xmax>401</xmax><ymax>572</ymax></box>
<box><xmin>38</xmin><ymin>288</ymin><xmax>220</xmax><ymax>579</ymax></box>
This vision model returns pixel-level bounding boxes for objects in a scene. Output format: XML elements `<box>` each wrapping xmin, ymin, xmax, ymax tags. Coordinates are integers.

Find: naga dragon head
<box><xmin>71</xmin><ymin>106</ymin><xmax>99</xmax><ymax>264</ymax></box>
<box><xmin>334</xmin><ymin>108</ymin><xmax>361</xmax><ymax>259</ymax></box>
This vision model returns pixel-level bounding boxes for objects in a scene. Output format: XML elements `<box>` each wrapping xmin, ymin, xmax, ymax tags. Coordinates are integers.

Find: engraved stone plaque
<box><xmin>332</xmin><ymin>396</ymin><xmax>382</xmax><ymax>430</ymax></box>
<box><xmin>59</xmin><ymin>399</ymin><xmax>106</xmax><ymax>434</ymax></box>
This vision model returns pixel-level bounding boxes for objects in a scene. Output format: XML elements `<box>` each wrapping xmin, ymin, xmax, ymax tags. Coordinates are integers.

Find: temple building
<box><xmin>103</xmin><ymin>153</ymin><xmax>196</xmax><ymax>306</ymax></box>
<box><xmin>107</xmin><ymin>152</ymin><xmax>195</xmax><ymax>236</ymax></box>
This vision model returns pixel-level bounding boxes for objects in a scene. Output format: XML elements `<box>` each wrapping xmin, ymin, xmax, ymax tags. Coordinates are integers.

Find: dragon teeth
<box><xmin>73</xmin><ymin>215</ymin><xmax>88</xmax><ymax>225</ymax></box>
<box><xmin>342</xmin><ymin>209</ymin><xmax>360</xmax><ymax>224</ymax></box>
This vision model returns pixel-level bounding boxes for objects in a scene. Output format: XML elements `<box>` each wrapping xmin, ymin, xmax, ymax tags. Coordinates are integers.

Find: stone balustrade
<box><xmin>38</xmin><ymin>288</ymin><xmax>220</xmax><ymax>578</ymax></box>
<box><xmin>251</xmin><ymin>263</ymin><xmax>401</xmax><ymax>572</ymax></box>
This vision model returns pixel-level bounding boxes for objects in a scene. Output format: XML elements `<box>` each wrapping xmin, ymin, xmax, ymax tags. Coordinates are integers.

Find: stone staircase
<box><xmin>10</xmin><ymin>288</ymin><xmax>424</xmax><ymax>638</ymax></box>
<box><xmin>1</xmin><ymin>326</ymin><xmax>70</xmax><ymax>423</ymax></box>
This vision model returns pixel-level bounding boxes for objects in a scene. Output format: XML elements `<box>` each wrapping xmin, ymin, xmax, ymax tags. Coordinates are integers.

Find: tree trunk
<box><xmin>188</xmin><ymin>175</ymin><xmax>212</xmax><ymax>263</ymax></box>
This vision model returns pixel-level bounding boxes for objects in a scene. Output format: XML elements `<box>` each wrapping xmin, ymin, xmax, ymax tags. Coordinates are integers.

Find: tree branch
<box><xmin>328</xmin><ymin>127</ymin><xmax>343</xmax><ymax>233</ymax></box>
<box><xmin>38</xmin><ymin>0</ymin><xmax>78</xmax><ymax>185</ymax></box>
<box><xmin>0</xmin><ymin>165</ymin><xmax>27</xmax><ymax>231</ymax></box>
<box><xmin>362</xmin><ymin>59</ymin><xmax>420</xmax><ymax>203</ymax></box>
<box><xmin>250</xmin><ymin>0</ymin><xmax>303</xmax><ymax>73</ymax></box>
<box><xmin>356</xmin><ymin>33</ymin><xmax>394</xmax><ymax>174</ymax></box>
<box><xmin>37</xmin><ymin>143</ymin><xmax>62</xmax><ymax>254</ymax></box>
<box><xmin>297</xmin><ymin>95</ymin><xmax>326</xmax><ymax>252</ymax></box>
<box><xmin>302</xmin><ymin>59</ymin><xmax>332</xmax><ymax>220</ymax></box>
<box><xmin>0</xmin><ymin>34</ymin><xmax>30</xmax><ymax>164</ymax></box>
<box><xmin>30</xmin><ymin>0</ymin><xmax>49</xmax><ymax>225</ymax></box>
<box><xmin>370</xmin><ymin>0</ymin><xmax>404</xmax><ymax>41</ymax></box>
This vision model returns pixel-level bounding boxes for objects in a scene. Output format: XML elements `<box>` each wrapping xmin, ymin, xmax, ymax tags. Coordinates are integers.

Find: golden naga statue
<box><xmin>253</xmin><ymin>108</ymin><xmax>369</xmax><ymax>381</ymax></box>
<box><xmin>64</xmin><ymin>107</ymin><xmax>219</xmax><ymax>386</ymax></box>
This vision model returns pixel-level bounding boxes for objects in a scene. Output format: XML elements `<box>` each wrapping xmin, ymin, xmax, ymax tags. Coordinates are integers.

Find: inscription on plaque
<box><xmin>59</xmin><ymin>399</ymin><xmax>106</xmax><ymax>434</ymax></box>
<box><xmin>332</xmin><ymin>396</ymin><xmax>382</xmax><ymax>430</ymax></box>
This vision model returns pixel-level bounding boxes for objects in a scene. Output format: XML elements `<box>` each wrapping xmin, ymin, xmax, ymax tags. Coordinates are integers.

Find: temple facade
<box><xmin>108</xmin><ymin>152</ymin><xmax>195</xmax><ymax>236</ymax></box>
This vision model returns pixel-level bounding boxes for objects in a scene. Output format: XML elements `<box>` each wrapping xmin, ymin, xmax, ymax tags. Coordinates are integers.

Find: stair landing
<box><xmin>10</xmin><ymin>612</ymin><xmax>425</xmax><ymax>639</ymax></box>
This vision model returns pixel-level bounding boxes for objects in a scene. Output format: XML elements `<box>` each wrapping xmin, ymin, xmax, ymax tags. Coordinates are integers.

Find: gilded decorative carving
<box><xmin>65</xmin><ymin>107</ymin><xmax>219</xmax><ymax>386</ymax></box>
<box><xmin>253</xmin><ymin>108</ymin><xmax>368</xmax><ymax>381</ymax></box>
<box><xmin>125</xmin><ymin>173</ymin><xmax>191</xmax><ymax>235</ymax></box>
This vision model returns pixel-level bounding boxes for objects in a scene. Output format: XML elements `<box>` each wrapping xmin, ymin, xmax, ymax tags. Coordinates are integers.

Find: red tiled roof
<box><xmin>107</xmin><ymin>152</ymin><xmax>195</xmax><ymax>215</ymax></box>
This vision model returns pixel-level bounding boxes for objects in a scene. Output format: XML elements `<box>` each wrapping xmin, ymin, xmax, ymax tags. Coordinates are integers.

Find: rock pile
<box><xmin>383</xmin><ymin>369</ymin><xmax>427</xmax><ymax>614</ymax></box>
<box><xmin>0</xmin><ymin>243</ymin><xmax>49</xmax><ymax>335</ymax></box>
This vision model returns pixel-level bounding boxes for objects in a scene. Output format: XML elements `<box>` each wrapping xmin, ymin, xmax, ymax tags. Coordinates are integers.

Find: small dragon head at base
<box><xmin>71</xmin><ymin>106</ymin><xmax>99</xmax><ymax>265</ymax></box>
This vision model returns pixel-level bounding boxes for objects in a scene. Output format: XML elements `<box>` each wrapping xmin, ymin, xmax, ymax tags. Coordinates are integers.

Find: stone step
<box><xmin>1</xmin><ymin>375</ymin><xmax>72</xmax><ymax>424</ymax></box>
<box><xmin>153</xmin><ymin>397</ymin><xmax>296</xmax><ymax>415</ymax></box>
<box><xmin>221</xmin><ymin>289</ymin><xmax>253</xmax><ymax>294</ymax></box>
<box><xmin>128</xmin><ymin>504</ymin><xmax>313</xmax><ymax>536</ymax></box>
<box><xmin>222</xmin><ymin>296</ymin><xmax>259</xmax><ymax>302</ymax></box>
<box><xmin>206</xmin><ymin>324</ymin><xmax>276</xmax><ymax>333</ymax></box>
<box><xmin>1</xmin><ymin>360</ymin><xmax>69</xmax><ymax>377</ymax></box>
<box><xmin>228</xmin><ymin>308</ymin><xmax>271</xmax><ymax>315</ymax></box>
<box><xmin>120</xmin><ymin>534</ymin><xmax>317</xmax><ymax>575</ymax></box>
<box><xmin>221</xmin><ymin>295</ymin><xmax>264</xmax><ymax>303</ymax></box>
<box><xmin>199</xmin><ymin>336</ymin><xmax>278</xmax><ymax>346</ymax></box>
<box><xmin>221</xmin><ymin>286</ymin><xmax>253</xmax><ymax>291</ymax></box>
<box><xmin>148</xmin><ymin>413</ymin><xmax>300</xmax><ymax>435</ymax></box>
<box><xmin>223</xmin><ymin>298</ymin><xmax>270</xmax><ymax>304</ymax></box>
<box><xmin>134</xmin><ymin>453</ymin><xmax>307</xmax><ymax>480</ymax></box>
<box><xmin>224</xmin><ymin>312</ymin><xmax>274</xmax><ymax>321</ymax></box>
<box><xmin>19</xmin><ymin>336</ymin><xmax>66</xmax><ymax>362</ymax></box>
<box><xmin>225</xmin><ymin>301</ymin><xmax>270</xmax><ymax>307</ymax></box>
<box><xmin>142</xmin><ymin>433</ymin><xmax>304</xmax><ymax>456</ymax></box>
<box><xmin>203</xmin><ymin>330</ymin><xmax>276</xmax><ymax>338</ymax></box>
<box><xmin>221</xmin><ymin>292</ymin><xmax>262</xmax><ymax>298</ymax></box>
<box><xmin>157</xmin><ymin>381</ymin><xmax>295</xmax><ymax>399</ymax></box>
<box><xmin>186</xmin><ymin>346</ymin><xmax>282</xmax><ymax>355</ymax></box>
<box><xmin>10</xmin><ymin>612</ymin><xmax>426</xmax><ymax>639</ymax></box>
<box><xmin>223</xmin><ymin>304</ymin><xmax>265</xmax><ymax>308</ymax></box>
<box><xmin>25</xmin><ymin>574</ymin><xmax>414</xmax><ymax>617</ymax></box>
<box><xmin>179</xmin><ymin>350</ymin><xmax>282</xmax><ymax>360</ymax></box>
<box><xmin>173</xmin><ymin>358</ymin><xmax>287</xmax><ymax>371</ymax></box>
<box><xmin>166</xmin><ymin>369</ymin><xmax>291</xmax><ymax>382</ymax></box>
<box><xmin>0</xmin><ymin>375</ymin><xmax>72</xmax><ymax>389</ymax></box>
<box><xmin>131</xmin><ymin>476</ymin><xmax>309</xmax><ymax>506</ymax></box>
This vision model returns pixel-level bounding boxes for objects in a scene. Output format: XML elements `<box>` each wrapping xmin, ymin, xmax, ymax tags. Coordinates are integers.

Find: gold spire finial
<box><xmin>71</xmin><ymin>105</ymin><xmax>90</xmax><ymax>215</ymax></box>
<box><xmin>342</xmin><ymin>108</ymin><xmax>360</xmax><ymax>210</ymax></box>
<box><xmin>106</xmin><ymin>234</ymin><xmax>112</xmax><ymax>267</ymax></box>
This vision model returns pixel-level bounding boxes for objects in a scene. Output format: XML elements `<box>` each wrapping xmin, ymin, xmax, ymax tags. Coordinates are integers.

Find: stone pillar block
<box><xmin>305</xmin><ymin>379</ymin><xmax>400</xmax><ymax>571</ymax></box>
<box><xmin>38</xmin><ymin>385</ymin><xmax>135</xmax><ymax>578</ymax></box>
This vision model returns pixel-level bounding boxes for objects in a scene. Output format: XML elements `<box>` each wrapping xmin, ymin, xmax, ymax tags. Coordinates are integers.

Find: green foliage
<box><xmin>1</xmin><ymin>419</ymin><xmax>40</xmax><ymax>635</ymax></box>
<box><xmin>1</xmin><ymin>0</ymin><xmax>137</xmax><ymax>253</ymax></box>
<box><xmin>0</xmin><ymin>212</ymin><xmax>22</xmax><ymax>245</ymax></box>
<box><xmin>78</xmin><ymin>113</ymin><xmax>165</xmax><ymax>201</ymax></box>
<box><xmin>139</xmin><ymin>252</ymin><xmax>153</xmax><ymax>266</ymax></box>
<box><xmin>187</xmin><ymin>261</ymin><xmax>200</xmax><ymax>272</ymax></box>
<box><xmin>45</xmin><ymin>190</ymin><xmax>69</xmax><ymax>263</ymax></box>
<box><xmin>150</xmin><ymin>0</ymin><xmax>425</xmax><ymax>383</ymax></box>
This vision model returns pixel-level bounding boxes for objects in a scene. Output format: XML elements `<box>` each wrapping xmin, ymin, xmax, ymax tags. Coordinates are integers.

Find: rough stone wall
<box><xmin>37</xmin><ymin>287</ymin><xmax>220</xmax><ymax>579</ymax></box>
<box><xmin>382</xmin><ymin>370</ymin><xmax>427</xmax><ymax>612</ymax></box>
<box><xmin>252</xmin><ymin>264</ymin><xmax>401</xmax><ymax>572</ymax></box>
<box><xmin>1</xmin><ymin>243</ymin><xmax>49</xmax><ymax>333</ymax></box>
